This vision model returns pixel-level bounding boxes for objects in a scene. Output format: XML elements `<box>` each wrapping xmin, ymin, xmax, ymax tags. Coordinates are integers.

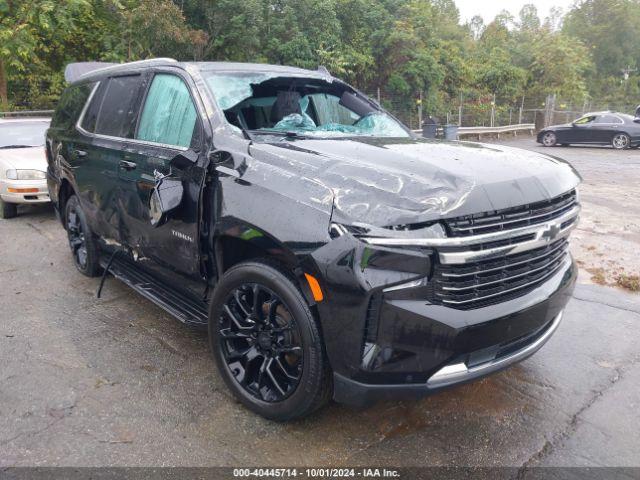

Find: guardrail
<box><xmin>413</xmin><ymin>123</ymin><xmax>536</xmax><ymax>140</ymax></box>
<box><xmin>0</xmin><ymin>110</ymin><xmax>54</xmax><ymax>118</ymax></box>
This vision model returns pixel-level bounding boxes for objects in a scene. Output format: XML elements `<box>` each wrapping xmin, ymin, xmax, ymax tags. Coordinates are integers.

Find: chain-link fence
<box><xmin>369</xmin><ymin>91</ymin><xmax>640</xmax><ymax>130</ymax></box>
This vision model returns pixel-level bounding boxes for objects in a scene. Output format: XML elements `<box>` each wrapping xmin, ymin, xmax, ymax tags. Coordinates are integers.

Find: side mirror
<box><xmin>149</xmin><ymin>175</ymin><xmax>183</xmax><ymax>227</ymax></box>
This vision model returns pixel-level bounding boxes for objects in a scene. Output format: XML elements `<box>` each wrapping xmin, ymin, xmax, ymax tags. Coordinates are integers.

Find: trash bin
<box><xmin>443</xmin><ymin>124</ymin><xmax>459</xmax><ymax>141</ymax></box>
<box><xmin>422</xmin><ymin>116</ymin><xmax>439</xmax><ymax>139</ymax></box>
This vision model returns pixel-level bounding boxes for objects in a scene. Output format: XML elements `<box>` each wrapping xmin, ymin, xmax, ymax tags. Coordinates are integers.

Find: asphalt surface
<box><xmin>1</xmin><ymin>138</ymin><xmax>639</xmax><ymax>469</ymax></box>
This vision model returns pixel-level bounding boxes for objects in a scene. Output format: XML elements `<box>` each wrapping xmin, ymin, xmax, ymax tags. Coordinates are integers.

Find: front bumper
<box><xmin>316</xmin><ymin>236</ymin><xmax>577</xmax><ymax>406</ymax></box>
<box><xmin>0</xmin><ymin>179</ymin><xmax>50</xmax><ymax>204</ymax></box>
<box><xmin>334</xmin><ymin>310</ymin><xmax>565</xmax><ymax>406</ymax></box>
<box><xmin>329</xmin><ymin>257</ymin><xmax>576</xmax><ymax>407</ymax></box>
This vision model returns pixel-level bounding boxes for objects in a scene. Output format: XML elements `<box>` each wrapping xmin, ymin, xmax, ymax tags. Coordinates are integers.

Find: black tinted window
<box><xmin>53</xmin><ymin>83</ymin><xmax>94</xmax><ymax>130</ymax></box>
<box><xmin>596</xmin><ymin>115</ymin><xmax>622</xmax><ymax>124</ymax></box>
<box><xmin>80</xmin><ymin>82</ymin><xmax>107</xmax><ymax>133</ymax></box>
<box><xmin>94</xmin><ymin>75</ymin><xmax>144</xmax><ymax>138</ymax></box>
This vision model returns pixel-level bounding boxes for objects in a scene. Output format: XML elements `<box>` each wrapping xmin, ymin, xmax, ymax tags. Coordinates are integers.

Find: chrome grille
<box><xmin>432</xmin><ymin>239</ymin><xmax>569</xmax><ymax>309</ymax></box>
<box><xmin>445</xmin><ymin>190</ymin><xmax>577</xmax><ymax>237</ymax></box>
<box><xmin>360</xmin><ymin>189</ymin><xmax>580</xmax><ymax>310</ymax></box>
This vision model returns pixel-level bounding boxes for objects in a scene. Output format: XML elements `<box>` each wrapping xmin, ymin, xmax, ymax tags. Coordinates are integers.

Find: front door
<box><xmin>568</xmin><ymin>115</ymin><xmax>596</xmax><ymax>143</ymax></box>
<box><xmin>116</xmin><ymin>71</ymin><xmax>206</xmax><ymax>292</ymax></box>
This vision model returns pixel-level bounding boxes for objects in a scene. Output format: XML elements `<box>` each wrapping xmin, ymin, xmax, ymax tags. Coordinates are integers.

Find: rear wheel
<box><xmin>209</xmin><ymin>260</ymin><xmax>331</xmax><ymax>421</ymax></box>
<box><xmin>612</xmin><ymin>133</ymin><xmax>630</xmax><ymax>150</ymax></box>
<box><xmin>542</xmin><ymin>131</ymin><xmax>557</xmax><ymax>147</ymax></box>
<box><xmin>65</xmin><ymin>195</ymin><xmax>101</xmax><ymax>277</ymax></box>
<box><xmin>0</xmin><ymin>198</ymin><xmax>18</xmax><ymax>219</ymax></box>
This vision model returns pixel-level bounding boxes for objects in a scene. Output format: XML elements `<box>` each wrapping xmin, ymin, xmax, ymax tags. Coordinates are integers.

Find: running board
<box><xmin>100</xmin><ymin>256</ymin><xmax>209</xmax><ymax>327</ymax></box>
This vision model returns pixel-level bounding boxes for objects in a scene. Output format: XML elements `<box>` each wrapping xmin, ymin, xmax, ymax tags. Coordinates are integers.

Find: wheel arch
<box><xmin>213</xmin><ymin>229</ymin><xmax>320</xmax><ymax>309</ymax></box>
<box><xmin>57</xmin><ymin>178</ymin><xmax>76</xmax><ymax>227</ymax></box>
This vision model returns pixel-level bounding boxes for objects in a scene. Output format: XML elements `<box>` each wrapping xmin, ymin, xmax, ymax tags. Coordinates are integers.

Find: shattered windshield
<box><xmin>202</xmin><ymin>71</ymin><xmax>410</xmax><ymax>139</ymax></box>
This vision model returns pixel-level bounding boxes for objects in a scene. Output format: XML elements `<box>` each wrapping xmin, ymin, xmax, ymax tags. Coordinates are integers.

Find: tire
<box><xmin>65</xmin><ymin>195</ymin><xmax>101</xmax><ymax>277</ymax></box>
<box><xmin>612</xmin><ymin>133</ymin><xmax>631</xmax><ymax>150</ymax></box>
<box><xmin>541</xmin><ymin>131</ymin><xmax>557</xmax><ymax>147</ymax></box>
<box><xmin>0</xmin><ymin>198</ymin><xmax>18</xmax><ymax>219</ymax></box>
<box><xmin>209</xmin><ymin>260</ymin><xmax>332</xmax><ymax>421</ymax></box>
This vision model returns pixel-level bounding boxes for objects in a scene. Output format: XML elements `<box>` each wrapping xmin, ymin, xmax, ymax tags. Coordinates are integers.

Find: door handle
<box><xmin>119</xmin><ymin>160</ymin><xmax>137</xmax><ymax>171</ymax></box>
<box><xmin>74</xmin><ymin>149</ymin><xmax>87</xmax><ymax>158</ymax></box>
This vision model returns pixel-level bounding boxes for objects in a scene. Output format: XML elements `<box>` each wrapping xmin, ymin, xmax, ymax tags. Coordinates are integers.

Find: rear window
<box><xmin>80</xmin><ymin>82</ymin><xmax>107</xmax><ymax>133</ymax></box>
<box><xmin>52</xmin><ymin>83</ymin><xmax>94</xmax><ymax>130</ymax></box>
<box><xmin>93</xmin><ymin>75</ymin><xmax>144</xmax><ymax>138</ymax></box>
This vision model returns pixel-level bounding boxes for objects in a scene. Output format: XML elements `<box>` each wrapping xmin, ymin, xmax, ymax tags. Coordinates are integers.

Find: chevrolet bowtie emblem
<box><xmin>541</xmin><ymin>223</ymin><xmax>561</xmax><ymax>241</ymax></box>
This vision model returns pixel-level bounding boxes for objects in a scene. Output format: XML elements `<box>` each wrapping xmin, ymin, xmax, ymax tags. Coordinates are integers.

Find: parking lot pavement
<box><xmin>0</xmin><ymin>140</ymin><xmax>639</xmax><ymax>468</ymax></box>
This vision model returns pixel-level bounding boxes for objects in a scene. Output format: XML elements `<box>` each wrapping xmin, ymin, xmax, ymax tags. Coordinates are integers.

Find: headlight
<box><xmin>6</xmin><ymin>169</ymin><xmax>46</xmax><ymax>180</ymax></box>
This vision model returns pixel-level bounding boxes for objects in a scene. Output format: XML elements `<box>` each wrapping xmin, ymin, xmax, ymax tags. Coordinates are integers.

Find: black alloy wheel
<box><xmin>65</xmin><ymin>195</ymin><xmax>100</xmax><ymax>277</ymax></box>
<box><xmin>67</xmin><ymin>206</ymin><xmax>88</xmax><ymax>270</ymax></box>
<box><xmin>209</xmin><ymin>261</ymin><xmax>332</xmax><ymax>421</ymax></box>
<box><xmin>219</xmin><ymin>283</ymin><xmax>303</xmax><ymax>402</ymax></box>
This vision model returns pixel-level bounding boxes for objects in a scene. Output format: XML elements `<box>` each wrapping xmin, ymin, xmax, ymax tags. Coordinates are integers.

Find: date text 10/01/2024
<box><xmin>232</xmin><ymin>469</ymin><xmax>401</xmax><ymax>478</ymax></box>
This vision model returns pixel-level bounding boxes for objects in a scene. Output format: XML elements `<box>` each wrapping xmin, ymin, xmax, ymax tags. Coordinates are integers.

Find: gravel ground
<box><xmin>0</xmin><ymin>139</ymin><xmax>639</xmax><ymax>469</ymax></box>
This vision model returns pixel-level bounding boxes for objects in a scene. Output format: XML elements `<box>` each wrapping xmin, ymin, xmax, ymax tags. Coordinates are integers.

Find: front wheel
<box><xmin>209</xmin><ymin>261</ymin><xmax>332</xmax><ymax>421</ymax></box>
<box><xmin>612</xmin><ymin>133</ymin><xmax>631</xmax><ymax>150</ymax></box>
<box><xmin>542</xmin><ymin>131</ymin><xmax>557</xmax><ymax>147</ymax></box>
<box><xmin>0</xmin><ymin>198</ymin><xmax>18</xmax><ymax>219</ymax></box>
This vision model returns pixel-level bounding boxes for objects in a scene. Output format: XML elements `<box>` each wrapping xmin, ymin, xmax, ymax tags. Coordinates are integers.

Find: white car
<box><xmin>0</xmin><ymin>117</ymin><xmax>51</xmax><ymax>218</ymax></box>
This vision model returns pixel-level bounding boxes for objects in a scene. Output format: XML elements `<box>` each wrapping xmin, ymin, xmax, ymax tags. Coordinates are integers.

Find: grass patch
<box><xmin>587</xmin><ymin>267</ymin><xmax>607</xmax><ymax>285</ymax></box>
<box><xmin>616</xmin><ymin>274</ymin><xmax>640</xmax><ymax>292</ymax></box>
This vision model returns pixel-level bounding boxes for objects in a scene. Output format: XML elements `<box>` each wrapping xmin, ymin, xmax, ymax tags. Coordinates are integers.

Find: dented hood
<box><xmin>250</xmin><ymin>137</ymin><xmax>581</xmax><ymax>228</ymax></box>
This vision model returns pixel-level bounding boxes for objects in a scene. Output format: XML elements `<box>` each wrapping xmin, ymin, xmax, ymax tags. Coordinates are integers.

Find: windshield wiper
<box><xmin>0</xmin><ymin>144</ymin><xmax>38</xmax><ymax>149</ymax></box>
<box><xmin>249</xmin><ymin>129</ymin><xmax>309</xmax><ymax>139</ymax></box>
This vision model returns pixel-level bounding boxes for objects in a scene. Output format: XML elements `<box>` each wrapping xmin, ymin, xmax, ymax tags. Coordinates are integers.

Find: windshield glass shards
<box><xmin>203</xmin><ymin>72</ymin><xmax>410</xmax><ymax>139</ymax></box>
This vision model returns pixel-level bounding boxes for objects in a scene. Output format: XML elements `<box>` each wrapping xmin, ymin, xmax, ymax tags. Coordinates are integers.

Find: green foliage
<box><xmin>1</xmin><ymin>0</ymin><xmax>639</xmax><ymax>117</ymax></box>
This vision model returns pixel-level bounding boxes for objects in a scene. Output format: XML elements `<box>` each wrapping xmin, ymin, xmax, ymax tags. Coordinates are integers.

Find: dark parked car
<box><xmin>47</xmin><ymin>59</ymin><xmax>581</xmax><ymax>420</ymax></box>
<box><xmin>537</xmin><ymin>111</ymin><xmax>640</xmax><ymax>149</ymax></box>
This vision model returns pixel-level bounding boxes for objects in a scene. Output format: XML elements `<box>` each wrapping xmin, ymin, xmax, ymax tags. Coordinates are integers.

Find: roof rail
<box><xmin>65</xmin><ymin>58</ymin><xmax>178</xmax><ymax>83</ymax></box>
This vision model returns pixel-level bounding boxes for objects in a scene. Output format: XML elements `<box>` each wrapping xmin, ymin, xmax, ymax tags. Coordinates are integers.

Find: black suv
<box><xmin>47</xmin><ymin>59</ymin><xmax>581</xmax><ymax>420</ymax></box>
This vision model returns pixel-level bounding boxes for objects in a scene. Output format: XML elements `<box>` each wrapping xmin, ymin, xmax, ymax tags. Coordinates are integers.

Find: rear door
<box><xmin>593</xmin><ymin>114</ymin><xmax>624</xmax><ymax>143</ymax></box>
<box><xmin>74</xmin><ymin>74</ymin><xmax>146</xmax><ymax>241</ymax></box>
<box><xmin>116</xmin><ymin>70</ymin><xmax>205</xmax><ymax>286</ymax></box>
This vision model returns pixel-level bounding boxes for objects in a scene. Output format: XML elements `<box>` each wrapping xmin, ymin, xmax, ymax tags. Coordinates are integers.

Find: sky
<box><xmin>455</xmin><ymin>0</ymin><xmax>575</xmax><ymax>24</ymax></box>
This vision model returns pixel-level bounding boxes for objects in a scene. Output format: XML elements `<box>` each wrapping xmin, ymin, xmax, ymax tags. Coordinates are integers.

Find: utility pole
<box><xmin>622</xmin><ymin>66</ymin><xmax>636</xmax><ymax>82</ymax></box>
<box><xmin>417</xmin><ymin>91</ymin><xmax>423</xmax><ymax>128</ymax></box>
<box><xmin>458</xmin><ymin>92</ymin><xmax>463</xmax><ymax>126</ymax></box>
<box><xmin>518</xmin><ymin>95</ymin><xmax>525</xmax><ymax>124</ymax></box>
<box><xmin>490</xmin><ymin>94</ymin><xmax>496</xmax><ymax>128</ymax></box>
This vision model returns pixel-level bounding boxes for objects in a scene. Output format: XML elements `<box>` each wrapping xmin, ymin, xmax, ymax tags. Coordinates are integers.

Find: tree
<box><xmin>528</xmin><ymin>32</ymin><xmax>593</xmax><ymax>101</ymax></box>
<box><xmin>117</xmin><ymin>0</ymin><xmax>207</xmax><ymax>61</ymax></box>
<box><xmin>563</xmin><ymin>0</ymin><xmax>640</xmax><ymax>79</ymax></box>
<box><xmin>0</xmin><ymin>0</ymin><xmax>92</xmax><ymax>107</ymax></box>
